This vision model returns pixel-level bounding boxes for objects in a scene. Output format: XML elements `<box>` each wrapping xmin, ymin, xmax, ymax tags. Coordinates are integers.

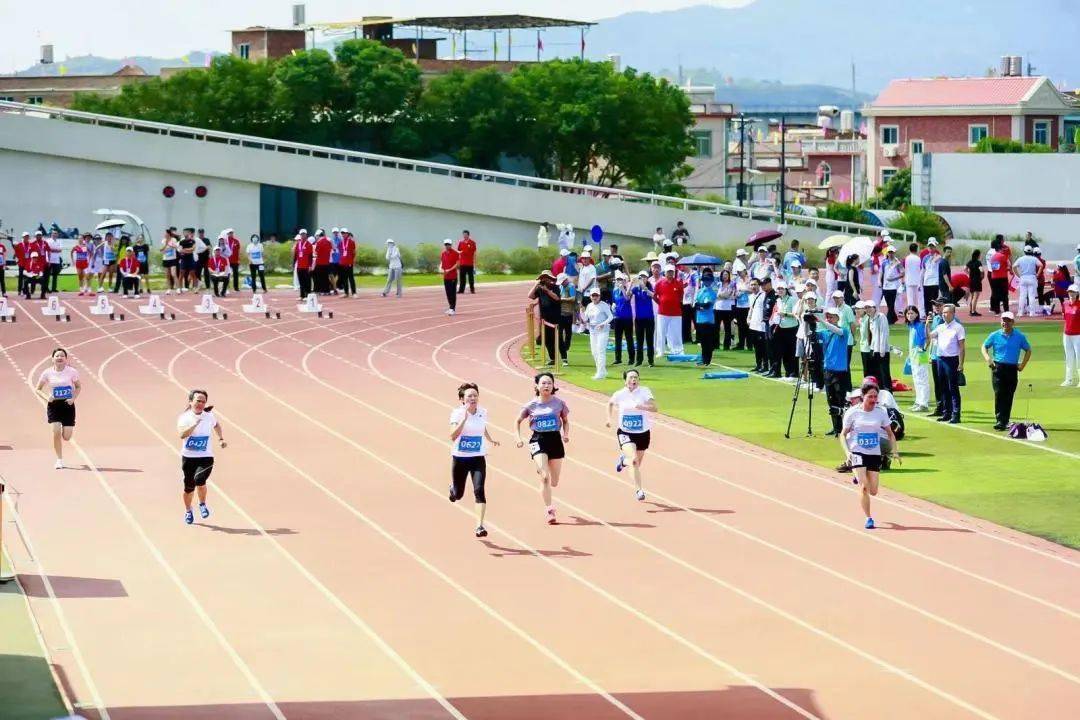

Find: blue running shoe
<box><xmin>864</xmin><ymin>517</ymin><xmax>875</xmax><ymax>530</ymax></box>
<box><xmin>199</xmin><ymin>503</ymin><xmax>210</xmax><ymax>519</ymax></box>
<box><xmin>184</xmin><ymin>509</ymin><xmax>194</xmax><ymax>525</ymax></box>
<box><xmin>616</xmin><ymin>454</ymin><xmax>626</xmax><ymax>473</ymax></box>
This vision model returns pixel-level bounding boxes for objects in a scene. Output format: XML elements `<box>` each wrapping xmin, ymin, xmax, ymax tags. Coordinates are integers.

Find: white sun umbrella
<box><xmin>837</xmin><ymin>236</ymin><xmax>876</xmax><ymax>266</ymax></box>
<box><xmin>95</xmin><ymin>218</ymin><xmax>127</xmax><ymax>231</ymax></box>
<box><xmin>818</xmin><ymin>233</ymin><xmax>849</xmax><ymax>250</ymax></box>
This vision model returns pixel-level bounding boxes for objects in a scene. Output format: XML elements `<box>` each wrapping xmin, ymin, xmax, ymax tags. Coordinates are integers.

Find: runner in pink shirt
<box><xmin>35</xmin><ymin>348</ymin><xmax>82</xmax><ymax>469</ymax></box>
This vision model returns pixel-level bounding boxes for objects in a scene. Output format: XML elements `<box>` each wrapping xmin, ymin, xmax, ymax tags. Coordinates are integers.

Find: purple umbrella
<box><xmin>746</xmin><ymin>228</ymin><xmax>784</xmax><ymax>247</ymax></box>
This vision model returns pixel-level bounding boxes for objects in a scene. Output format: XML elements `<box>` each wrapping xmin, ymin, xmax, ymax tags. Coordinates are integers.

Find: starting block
<box><xmin>42</xmin><ymin>295</ymin><xmax>70</xmax><ymax>321</ymax></box>
<box><xmin>243</xmin><ymin>293</ymin><xmax>276</xmax><ymax>318</ymax></box>
<box><xmin>140</xmin><ymin>294</ymin><xmax>174</xmax><ymax>319</ymax></box>
<box><xmin>89</xmin><ymin>293</ymin><xmax>123</xmax><ymax>320</ymax></box>
<box><xmin>298</xmin><ymin>294</ymin><xmax>334</xmax><ymax>319</ymax></box>
<box><xmin>0</xmin><ymin>297</ymin><xmax>14</xmax><ymax>322</ymax></box>
<box><xmin>195</xmin><ymin>293</ymin><xmax>227</xmax><ymax>319</ymax></box>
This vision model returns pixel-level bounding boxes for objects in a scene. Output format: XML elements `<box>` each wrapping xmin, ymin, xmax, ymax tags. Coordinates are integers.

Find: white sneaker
<box><xmin>54</xmin><ymin>459</ymin><xmax>63</xmax><ymax>470</ymax></box>
<box><xmin>1061</xmin><ymin>381</ymin><xmax>1072</xmax><ymax>387</ymax></box>
<box><xmin>165</xmin><ymin>289</ymin><xmax>172</xmax><ymax>295</ymax></box>
<box><xmin>635</xmin><ymin>489</ymin><xmax>646</xmax><ymax>501</ymax></box>
<box><xmin>592</xmin><ymin>373</ymin><xmax>605</xmax><ymax>380</ymax></box>
<box><xmin>133</xmin><ymin>294</ymin><xmax>141</xmax><ymax>299</ymax></box>
<box><xmin>448</xmin><ymin>309</ymin><xmax>455</xmax><ymax>316</ymax></box>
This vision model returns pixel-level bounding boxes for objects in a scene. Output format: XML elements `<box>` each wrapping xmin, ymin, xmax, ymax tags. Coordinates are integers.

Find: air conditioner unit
<box><xmin>882</xmin><ymin>146</ymin><xmax>898</xmax><ymax>158</ymax></box>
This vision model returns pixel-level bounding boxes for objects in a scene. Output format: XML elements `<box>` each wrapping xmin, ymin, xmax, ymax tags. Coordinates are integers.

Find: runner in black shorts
<box><xmin>607</xmin><ymin>368</ymin><xmax>657</xmax><ymax>501</ymax></box>
<box><xmin>35</xmin><ymin>348</ymin><xmax>81</xmax><ymax>470</ymax></box>
<box><xmin>839</xmin><ymin>381</ymin><xmax>899</xmax><ymax>530</ymax></box>
<box><xmin>176</xmin><ymin>389</ymin><xmax>227</xmax><ymax>525</ymax></box>
<box><xmin>515</xmin><ymin>372</ymin><xmax>570</xmax><ymax>525</ymax></box>
<box><xmin>449</xmin><ymin>382</ymin><xmax>500</xmax><ymax>537</ymax></box>
<box><xmin>177</xmin><ymin>228</ymin><xmax>199</xmax><ymax>293</ymax></box>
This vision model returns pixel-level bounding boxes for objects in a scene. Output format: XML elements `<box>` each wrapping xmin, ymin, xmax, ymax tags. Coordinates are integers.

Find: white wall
<box><xmin>0</xmin><ymin>110</ymin><xmax>857</xmax><ymax>252</ymax></box>
<box><xmin>916</xmin><ymin>153</ymin><xmax>1080</xmax><ymax>258</ymax></box>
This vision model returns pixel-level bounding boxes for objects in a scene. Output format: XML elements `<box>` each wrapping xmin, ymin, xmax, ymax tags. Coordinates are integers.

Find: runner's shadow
<box><xmin>878</xmin><ymin>522</ymin><xmax>974</xmax><ymax>533</ymax></box>
<box><xmin>644</xmin><ymin>501</ymin><xmax>734</xmax><ymax>515</ymax></box>
<box><xmin>562</xmin><ymin>515</ymin><xmax>656</xmax><ymax>529</ymax></box>
<box><xmin>480</xmin><ymin>540</ymin><xmax>591</xmax><ymax>558</ymax></box>
<box><xmin>200</xmin><ymin>524</ymin><xmax>297</xmax><ymax>537</ymax></box>
<box><xmin>75</xmin><ymin>465</ymin><xmax>143</xmax><ymax>473</ymax></box>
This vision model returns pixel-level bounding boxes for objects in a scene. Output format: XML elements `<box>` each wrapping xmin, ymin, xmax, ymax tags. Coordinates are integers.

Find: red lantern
<box><xmin>162</xmin><ymin>185</ymin><xmax>175</xmax><ymax>198</ymax></box>
<box><xmin>195</xmin><ymin>185</ymin><xmax>208</xmax><ymax>198</ymax></box>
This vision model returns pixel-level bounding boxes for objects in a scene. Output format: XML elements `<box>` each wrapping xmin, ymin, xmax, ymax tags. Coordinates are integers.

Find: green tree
<box><xmin>820</xmin><ymin>202</ymin><xmax>862</xmax><ymax>222</ymax></box>
<box><xmin>272</xmin><ymin>49</ymin><xmax>346</xmax><ymax>144</ymax></box>
<box><xmin>335</xmin><ymin>39</ymin><xmax>421</xmax><ymax>152</ymax></box>
<box><xmin>889</xmin><ymin>205</ymin><xmax>946</xmax><ymax>242</ymax></box>
<box><xmin>872</xmin><ymin>168</ymin><xmax>911</xmax><ymax>210</ymax></box>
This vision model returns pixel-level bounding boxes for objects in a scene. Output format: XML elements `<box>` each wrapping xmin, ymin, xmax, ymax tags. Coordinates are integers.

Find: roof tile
<box><xmin>872</xmin><ymin>77</ymin><xmax>1042</xmax><ymax>108</ymax></box>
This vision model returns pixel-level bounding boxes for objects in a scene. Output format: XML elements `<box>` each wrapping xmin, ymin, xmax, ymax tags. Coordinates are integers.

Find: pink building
<box><xmin>864</xmin><ymin>75</ymin><xmax>1076</xmax><ymax>192</ymax></box>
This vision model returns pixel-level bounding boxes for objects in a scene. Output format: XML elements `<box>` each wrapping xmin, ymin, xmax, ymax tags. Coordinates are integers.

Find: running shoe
<box><xmin>184</xmin><ymin>509</ymin><xmax>194</xmax><ymax>525</ymax></box>
<box><xmin>475</xmin><ymin>526</ymin><xmax>488</xmax><ymax>538</ymax></box>
<box><xmin>864</xmin><ymin>517</ymin><xmax>875</xmax><ymax>530</ymax></box>
<box><xmin>635</xmin><ymin>489</ymin><xmax>646</xmax><ymax>502</ymax></box>
<box><xmin>448</xmin><ymin>309</ymin><xmax>455</xmax><ymax>316</ymax></box>
<box><xmin>448</xmin><ymin>485</ymin><xmax>457</xmax><ymax>503</ymax></box>
<box><xmin>199</xmin><ymin>503</ymin><xmax>210</xmax><ymax>519</ymax></box>
<box><xmin>54</xmin><ymin>459</ymin><xmax>63</xmax><ymax>470</ymax></box>
<box><xmin>546</xmin><ymin>506</ymin><xmax>557</xmax><ymax>525</ymax></box>
<box><xmin>615</xmin><ymin>454</ymin><xmax>626</xmax><ymax>473</ymax></box>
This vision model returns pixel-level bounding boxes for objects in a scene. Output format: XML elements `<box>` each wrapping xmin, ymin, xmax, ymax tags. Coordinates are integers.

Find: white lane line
<box><xmin>15</xmin><ymin>304</ymin><xmax>287</xmax><ymax>720</ymax></box>
<box><xmin>61</xmin><ymin>301</ymin><xmax>469</xmax><ymax>720</ymax></box>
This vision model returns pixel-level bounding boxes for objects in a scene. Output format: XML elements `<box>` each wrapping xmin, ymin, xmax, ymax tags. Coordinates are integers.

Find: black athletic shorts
<box><xmin>851</xmin><ymin>452</ymin><xmax>882</xmax><ymax>472</ymax></box>
<box><xmin>179</xmin><ymin>255</ymin><xmax>197</xmax><ymax>272</ymax></box>
<box><xmin>138</xmin><ymin>262</ymin><xmax>149</xmax><ymax>276</ymax></box>
<box><xmin>529</xmin><ymin>431</ymin><xmax>565</xmax><ymax>460</ymax></box>
<box><xmin>162</xmin><ymin>258</ymin><xmax>178</xmax><ymax>268</ymax></box>
<box><xmin>181</xmin><ymin>456</ymin><xmax>215</xmax><ymax>493</ymax></box>
<box><xmin>46</xmin><ymin>400</ymin><xmax>75</xmax><ymax>427</ymax></box>
<box><xmin>617</xmin><ymin>429</ymin><xmax>651</xmax><ymax>451</ymax></box>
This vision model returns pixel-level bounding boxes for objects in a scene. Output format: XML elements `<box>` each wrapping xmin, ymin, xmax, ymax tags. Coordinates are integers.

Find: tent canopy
<box><xmin>310</xmin><ymin>15</ymin><xmax>594</xmax><ymax>32</ymax></box>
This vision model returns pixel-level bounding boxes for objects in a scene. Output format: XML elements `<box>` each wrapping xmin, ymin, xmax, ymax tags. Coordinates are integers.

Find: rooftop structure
<box><xmin>0</xmin><ymin>65</ymin><xmax>153</xmax><ymax>108</ymax></box>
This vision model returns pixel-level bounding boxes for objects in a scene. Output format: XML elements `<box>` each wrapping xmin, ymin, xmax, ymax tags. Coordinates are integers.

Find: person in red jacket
<box><xmin>1063</xmin><ymin>284</ymin><xmax>1080</xmax><ymax>387</ymax></box>
<box><xmin>653</xmin><ymin>264</ymin><xmax>686</xmax><ymax>355</ymax></box>
<box><xmin>552</xmin><ymin>248</ymin><xmax>569</xmax><ymax>276</ymax></box>
<box><xmin>987</xmin><ymin>235</ymin><xmax>1012</xmax><ymax>315</ymax></box>
<box><xmin>292</xmin><ymin>233</ymin><xmax>314</xmax><ymax>299</ymax></box>
<box><xmin>23</xmin><ymin>251</ymin><xmax>47</xmax><ymax>300</ymax></box>
<box><xmin>440</xmin><ymin>238</ymin><xmax>460</xmax><ymax>315</ymax></box>
<box><xmin>339</xmin><ymin>229</ymin><xmax>357</xmax><ymax>297</ymax></box>
<box><xmin>457</xmin><ymin>230</ymin><xmax>477</xmax><ymax>295</ymax></box>
<box><xmin>118</xmin><ymin>248</ymin><xmax>142</xmax><ymax>298</ymax></box>
<box><xmin>14</xmin><ymin>232</ymin><xmax>31</xmax><ymax>296</ymax></box>
<box><xmin>312</xmin><ymin>231</ymin><xmax>333</xmax><ymax>295</ymax></box>
<box><xmin>207</xmin><ymin>247</ymin><xmax>231</xmax><ymax>297</ymax></box>
<box><xmin>225</xmin><ymin>229</ymin><xmax>242</xmax><ymax>292</ymax></box>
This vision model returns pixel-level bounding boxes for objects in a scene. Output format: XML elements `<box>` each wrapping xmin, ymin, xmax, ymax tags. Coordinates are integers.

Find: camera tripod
<box><xmin>785</xmin><ymin>340</ymin><xmax>819</xmax><ymax>439</ymax></box>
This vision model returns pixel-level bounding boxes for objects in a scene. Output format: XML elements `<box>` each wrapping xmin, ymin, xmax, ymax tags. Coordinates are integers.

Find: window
<box><xmin>238</xmin><ymin>43</ymin><xmax>251</xmax><ymax>60</ymax></box>
<box><xmin>881</xmin><ymin>168</ymin><xmax>898</xmax><ymax>186</ymax></box>
<box><xmin>0</xmin><ymin>96</ymin><xmax>14</xmax><ymax>102</ymax></box>
<box><xmin>910</xmin><ymin>139</ymin><xmax>924</xmax><ymax>155</ymax></box>
<box><xmin>1033</xmin><ymin>120</ymin><xmax>1051</xmax><ymax>146</ymax></box>
<box><xmin>690</xmin><ymin>130</ymin><xmax>712</xmax><ymax>158</ymax></box>
<box><xmin>816</xmin><ymin>161</ymin><xmax>831</xmax><ymax>186</ymax></box>
<box><xmin>968</xmin><ymin>124</ymin><xmax>989</xmax><ymax>146</ymax></box>
<box><xmin>25</xmin><ymin>96</ymin><xmax>44</xmax><ymax>105</ymax></box>
<box><xmin>880</xmin><ymin>125</ymin><xmax>899</xmax><ymax>145</ymax></box>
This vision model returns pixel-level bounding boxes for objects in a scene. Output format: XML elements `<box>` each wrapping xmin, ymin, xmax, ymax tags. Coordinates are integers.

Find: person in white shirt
<box><xmin>584</xmin><ymin>287</ymin><xmax>613</xmax><ymax>379</ymax></box>
<box><xmin>865</xmin><ymin>300</ymin><xmax>891</xmax><ymax>390</ymax></box>
<box><xmin>652</xmin><ymin>227</ymin><xmax>667</xmax><ymax>251</ymax></box>
<box><xmin>921</xmin><ymin>238</ymin><xmax>941</xmax><ymax>313</ymax></box>
<box><xmin>606</xmin><ymin>369</ymin><xmax>657</xmax><ymax>501</ymax></box>
<box><xmin>246</xmin><ymin>234</ymin><xmax>267</xmax><ymax>293</ymax></box>
<box><xmin>749</xmin><ymin>247</ymin><xmax>775</xmax><ymax>282</ymax></box>
<box><xmin>903</xmin><ymin>242</ymin><xmax>923</xmax><ymax>316</ymax></box>
<box><xmin>840</xmin><ymin>380</ymin><xmax>899</xmax><ymax>530</ymax></box>
<box><xmin>732</xmin><ymin>248</ymin><xmax>749</xmax><ymax>276</ymax></box>
<box><xmin>577</xmin><ymin>249</ymin><xmax>598</xmax><ymax>302</ymax></box>
<box><xmin>449</xmin><ymin>382</ymin><xmax>500</xmax><ymax>538</ymax></box>
<box><xmin>928</xmin><ymin>303</ymin><xmax>966</xmax><ymax>423</ymax></box>
<box><xmin>382</xmin><ymin>238</ymin><xmax>403</xmax><ymax>297</ymax></box>
<box><xmin>536</xmin><ymin>222</ymin><xmax>550</xmax><ymax>248</ymax></box>
<box><xmin>176</xmin><ymin>389</ymin><xmax>227</xmax><ymax>525</ymax></box>
<box><xmin>1013</xmin><ymin>247</ymin><xmax>1041</xmax><ymax>317</ymax></box>
<box><xmin>747</xmin><ymin>278</ymin><xmax>767</xmax><ymax>372</ymax></box>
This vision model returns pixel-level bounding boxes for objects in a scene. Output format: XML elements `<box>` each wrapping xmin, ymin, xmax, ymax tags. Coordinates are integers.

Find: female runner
<box><xmin>87</xmin><ymin>234</ymin><xmax>106</xmax><ymax>292</ymax></box>
<box><xmin>839</xmin><ymin>381</ymin><xmax>899</xmax><ymax>529</ymax></box>
<box><xmin>35</xmin><ymin>348</ymin><xmax>81</xmax><ymax>469</ymax></box>
<box><xmin>177</xmin><ymin>389</ymin><xmax>227</xmax><ymax>525</ymax></box>
<box><xmin>449</xmin><ymin>382</ymin><xmax>499</xmax><ymax>537</ymax></box>
<box><xmin>161</xmin><ymin>231</ymin><xmax>180</xmax><ymax>294</ymax></box>
<box><xmin>607</xmin><ymin>369</ymin><xmax>657</xmax><ymax>501</ymax></box>
<box><xmin>70</xmin><ymin>234</ymin><xmax>91</xmax><ymax>295</ymax></box>
<box><xmin>515</xmin><ymin>372</ymin><xmax>570</xmax><ymax>525</ymax></box>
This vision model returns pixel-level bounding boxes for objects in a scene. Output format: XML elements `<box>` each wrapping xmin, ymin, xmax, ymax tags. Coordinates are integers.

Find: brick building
<box><xmin>230</xmin><ymin>27</ymin><xmax>307</xmax><ymax>61</ymax></box>
<box><xmin>0</xmin><ymin>65</ymin><xmax>153</xmax><ymax>108</ymax></box>
<box><xmin>864</xmin><ymin>75</ymin><xmax>1078</xmax><ymax>192</ymax></box>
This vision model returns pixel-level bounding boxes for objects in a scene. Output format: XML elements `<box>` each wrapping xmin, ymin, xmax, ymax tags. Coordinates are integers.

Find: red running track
<box><xmin>0</xmin><ymin>284</ymin><xmax>1078</xmax><ymax>720</ymax></box>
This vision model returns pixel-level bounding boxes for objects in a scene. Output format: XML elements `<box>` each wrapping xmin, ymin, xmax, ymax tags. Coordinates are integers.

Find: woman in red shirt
<box><xmin>312</xmin><ymin>232</ymin><xmax>333</xmax><ymax>295</ymax></box>
<box><xmin>23</xmin><ymin>251</ymin><xmax>47</xmax><ymax>299</ymax></box>
<box><xmin>118</xmin><ymin>248</ymin><xmax>142</xmax><ymax>298</ymax></box>
<box><xmin>292</xmin><ymin>234</ymin><xmax>314</xmax><ymax>299</ymax></box>
<box><xmin>339</xmin><ymin>230</ymin><xmax>357</xmax><ymax>297</ymax></box>
<box><xmin>1063</xmin><ymin>284</ymin><xmax>1080</xmax><ymax>387</ymax></box>
<box><xmin>207</xmin><ymin>248</ymin><xmax>231</xmax><ymax>297</ymax></box>
<box><xmin>457</xmin><ymin>230</ymin><xmax>477</xmax><ymax>295</ymax></box>
<box><xmin>440</xmin><ymin>239</ymin><xmax>460</xmax><ymax>315</ymax></box>
<box><xmin>653</xmin><ymin>265</ymin><xmax>685</xmax><ymax>355</ymax></box>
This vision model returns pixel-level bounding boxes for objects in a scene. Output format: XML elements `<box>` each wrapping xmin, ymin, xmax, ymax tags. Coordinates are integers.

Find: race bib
<box><xmin>185</xmin><ymin>435</ymin><xmax>209</xmax><ymax>452</ymax></box>
<box><xmin>990</xmin><ymin>261</ymin><xmax>1000</xmax><ymax>271</ymax></box>
<box><xmin>250</xmin><ymin>250</ymin><xmax>263</xmax><ymax>264</ymax></box>
<box><xmin>855</xmin><ymin>432</ymin><xmax>879</xmax><ymax>450</ymax></box>
<box><xmin>136</xmin><ymin>251</ymin><xmax>146</xmax><ymax>263</ymax></box>
<box><xmin>457</xmin><ymin>435</ymin><xmax>483</xmax><ymax>453</ymax></box>
<box><xmin>851</xmin><ymin>453</ymin><xmax>864</xmax><ymax>467</ymax></box>
<box><xmin>528</xmin><ymin>441</ymin><xmax>541</xmax><ymax>455</ymax></box>
<box><xmin>620</xmin><ymin>414</ymin><xmax>644</xmax><ymax>432</ymax></box>
<box><xmin>52</xmin><ymin>385</ymin><xmax>73</xmax><ymax>400</ymax></box>
<box><xmin>164</xmin><ymin>248</ymin><xmax>177</xmax><ymax>259</ymax></box>
<box><xmin>534</xmin><ymin>414</ymin><xmax>559</xmax><ymax>432</ymax></box>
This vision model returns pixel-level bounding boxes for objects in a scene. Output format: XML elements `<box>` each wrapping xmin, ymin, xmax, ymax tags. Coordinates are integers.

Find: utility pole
<box><xmin>779</xmin><ymin>115</ymin><xmax>786</xmax><ymax>225</ymax></box>
<box><xmin>738</xmin><ymin>114</ymin><xmax>746</xmax><ymax>207</ymax></box>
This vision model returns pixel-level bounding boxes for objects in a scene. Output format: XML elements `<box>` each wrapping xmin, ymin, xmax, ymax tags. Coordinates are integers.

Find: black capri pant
<box><xmin>249</xmin><ymin>264</ymin><xmax>267</xmax><ymax>292</ymax></box>
<box><xmin>450</xmin><ymin>456</ymin><xmax>487</xmax><ymax>503</ymax></box>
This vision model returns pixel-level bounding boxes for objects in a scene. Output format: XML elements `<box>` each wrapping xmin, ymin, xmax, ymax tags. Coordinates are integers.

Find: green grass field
<box><xmin>0</xmin><ymin>552</ymin><xmax>68</xmax><ymax>720</ymax></box>
<box><xmin>525</xmin><ymin>322</ymin><xmax>1080</xmax><ymax>548</ymax></box>
<box><xmin>38</xmin><ymin>271</ymin><xmax>534</xmax><ymax>294</ymax></box>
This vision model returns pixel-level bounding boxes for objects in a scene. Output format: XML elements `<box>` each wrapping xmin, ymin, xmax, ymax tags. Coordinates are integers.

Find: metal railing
<box><xmin>0</xmin><ymin>100</ymin><xmax>912</xmax><ymax>242</ymax></box>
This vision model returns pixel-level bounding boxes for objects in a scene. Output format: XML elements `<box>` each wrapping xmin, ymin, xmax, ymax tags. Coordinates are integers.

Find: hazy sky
<box><xmin>0</xmin><ymin>0</ymin><xmax>755</xmax><ymax>74</ymax></box>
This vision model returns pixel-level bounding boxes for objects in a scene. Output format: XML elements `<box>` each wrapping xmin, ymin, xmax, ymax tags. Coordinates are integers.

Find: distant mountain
<box><xmin>584</xmin><ymin>0</ymin><xmax>1077</xmax><ymax>95</ymax></box>
<box><xmin>14</xmin><ymin>52</ymin><xmax>219</xmax><ymax>77</ymax></box>
<box><xmin>658</xmin><ymin>70</ymin><xmax>873</xmax><ymax>109</ymax></box>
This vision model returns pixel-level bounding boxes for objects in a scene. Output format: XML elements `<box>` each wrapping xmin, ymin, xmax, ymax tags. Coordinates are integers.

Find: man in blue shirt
<box><xmin>980</xmin><ymin>312</ymin><xmax>1032</xmax><ymax>430</ymax></box>
<box><xmin>782</xmin><ymin>239</ymin><xmax>807</xmax><ymax>281</ymax></box>
<box><xmin>610</xmin><ymin>273</ymin><xmax>636</xmax><ymax>365</ymax></box>
<box><xmin>818</xmin><ymin>306</ymin><xmax>853</xmax><ymax>436</ymax></box>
